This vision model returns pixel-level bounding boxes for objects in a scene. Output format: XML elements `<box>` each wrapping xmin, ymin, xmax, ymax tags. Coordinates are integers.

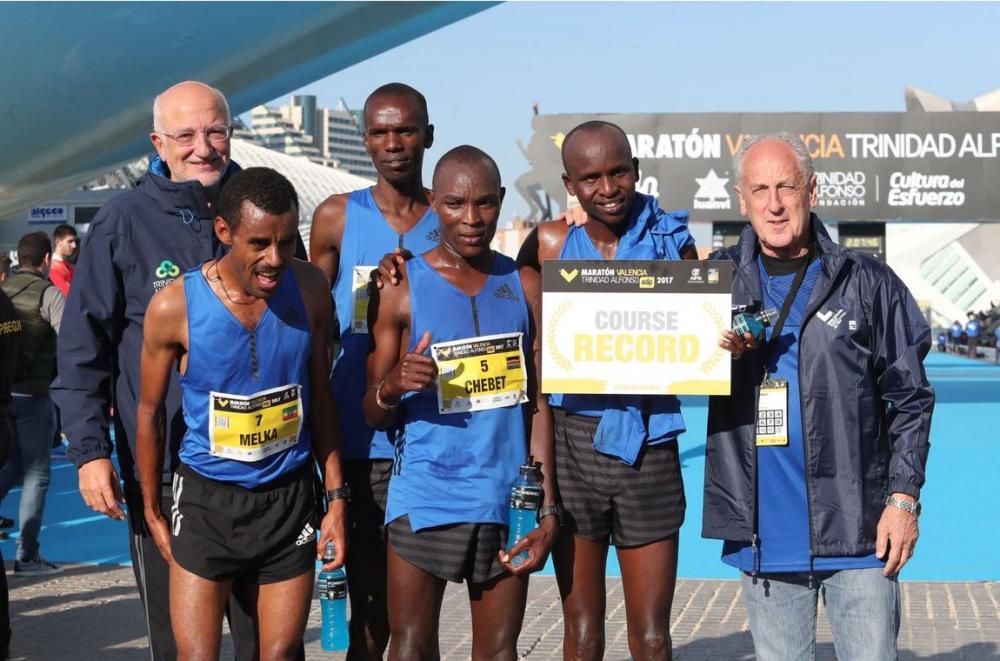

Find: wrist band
<box><xmin>375</xmin><ymin>379</ymin><xmax>399</xmax><ymax>411</ymax></box>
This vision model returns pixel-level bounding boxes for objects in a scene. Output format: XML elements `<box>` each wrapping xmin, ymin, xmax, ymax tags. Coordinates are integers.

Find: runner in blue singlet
<box><xmin>309</xmin><ymin>83</ymin><xmax>438</xmax><ymax>658</ymax></box>
<box><xmin>135</xmin><ymin>167</ymin><xmax>348</xmax><ymax>659</ymax></box>
<box><xmin>363</xmin><ymin>146</ymin><xmax>559</xmax><ymax>660</ymax></box>
<box><xmin>517</xmin><ymin>121</ymin><xmax>699</xmax><ymax>661</ymax></box>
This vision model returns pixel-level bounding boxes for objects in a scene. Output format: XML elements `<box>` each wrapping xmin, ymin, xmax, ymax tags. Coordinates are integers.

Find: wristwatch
<box><xmin>538</xmin><ymin>504</ymin><xmax>563</xmax><ymax>525</ymax></box>
<box><xmin>885</xmin><ymin>494</ymin><xmax>921</xmax><ymax>517</ymax></box>
<box><xmin>326</xmin><ymin>485</ymin><xmax>352</xmax><ymax>503</ymax></box>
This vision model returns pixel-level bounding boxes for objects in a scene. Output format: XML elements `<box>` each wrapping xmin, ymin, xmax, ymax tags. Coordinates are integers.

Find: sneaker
<box><xmin>13</xmin><ymin>555</ymin><xmax>63</xmax><ymax>576</ymax></box>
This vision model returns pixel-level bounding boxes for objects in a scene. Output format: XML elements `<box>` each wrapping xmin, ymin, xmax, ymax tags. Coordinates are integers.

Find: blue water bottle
<box><xmin>318</xmin><ymin>542</ymin><xmax>349</xmax><ymax>652</ymax></box>
<box><xmin>732</xmin><ymin>306</ymin><xmax>779</xmax><ymax>342</ymax></box>
<box><xmin>506</xmin><ymin>457</ymin><xmax>543</xmax><ymax>568</ymax></box>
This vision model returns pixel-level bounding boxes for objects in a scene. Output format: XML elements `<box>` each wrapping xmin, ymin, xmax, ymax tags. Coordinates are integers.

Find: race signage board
<box><xmin>542</xmin><ymin>260</ymin><xmax>732</xmax><ymax>396</ymax></box>
<box><xmin>520</xmin><ymin>112</ymin><xmax>1000</xmax><ymax>222</ymax></box>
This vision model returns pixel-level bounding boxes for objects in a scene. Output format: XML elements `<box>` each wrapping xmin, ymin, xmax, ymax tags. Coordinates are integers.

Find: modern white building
<box><xmin>247</xmin><ymin>95</ymin><xmax>378</xmax><ymax>180</ymax></box>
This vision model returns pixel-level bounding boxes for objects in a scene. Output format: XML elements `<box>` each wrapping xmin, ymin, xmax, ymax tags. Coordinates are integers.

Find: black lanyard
<box><xmin>763</xmin><ymin>248</ymin><xmax>812</xmax><ymax>365</ymax></box>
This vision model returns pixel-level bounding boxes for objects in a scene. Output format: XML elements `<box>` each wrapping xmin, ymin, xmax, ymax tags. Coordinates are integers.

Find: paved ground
<box><xmin>5</xmin><ymin>566</ymin><xmax>999</xmax><ymax>660</ymax></box>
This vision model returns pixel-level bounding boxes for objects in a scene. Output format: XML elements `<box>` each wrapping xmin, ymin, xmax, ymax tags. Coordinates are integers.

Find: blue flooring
<box><xmin>2</xmin><ymin>351</ymin><xmax>996</xmax><ymax>580</ymax></box>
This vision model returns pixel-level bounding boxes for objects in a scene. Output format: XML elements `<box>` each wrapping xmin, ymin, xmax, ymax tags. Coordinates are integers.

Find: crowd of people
<box><xmin>0</xmin><ymin>79</ymin><xmax>937</xmax><ymax>661</ymax></box>
<box><xmin>940</xmin><ymin>307</ymin><xmax>1000</xmax><ymax>363</ymax></box>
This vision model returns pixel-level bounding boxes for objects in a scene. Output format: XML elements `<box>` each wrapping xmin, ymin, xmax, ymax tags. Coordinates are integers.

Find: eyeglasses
<box><xmin>157</xmin><ymin>125</ymin><xmax>233</xmax><ymax>147</ymax></box>
<box><xmin>746</xmin><ymin>183</ymin><xmax>805</xmax><ymax>202</ymax></box>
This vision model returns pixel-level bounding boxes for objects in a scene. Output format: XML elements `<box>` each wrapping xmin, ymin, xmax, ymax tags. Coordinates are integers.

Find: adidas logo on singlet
<box><xmin>295</xmin><ymin>522</ymin><xmax>316</xmax><ymax>546</ymax></box>
<box><xmin>425</xmin><ymin>227</ymin><xmax>441</xmax><ymax>242</ymax></box>
<box><xmin>493</xmin><ymin>283</ymin><xmax>518</xmax><ymax>301</ymax></box>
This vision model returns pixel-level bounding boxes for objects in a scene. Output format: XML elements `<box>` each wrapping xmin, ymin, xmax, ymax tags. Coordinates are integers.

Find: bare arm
<box><xmin>502</xmin><ymin>264</ymin><xmax>559</xmax><ymax>574</ymax></box>
<box><xmin>294</xmin><ymin>261</ymin><xmax>349</xmax><ymax>571</ymax></box>
<box><xmin>516</xmin><ymin>221</ymin><xmax>569</xmax><ymax>275</ymax></box>
<box><xmin>362</xmin><ymin>263</ymin><xmax>436</xmax><ymax>429</ymax></box>
<box><xmin>136</xmin><ymin>279</ymin><xmax>187</xmax><ymax>563</ymax></box>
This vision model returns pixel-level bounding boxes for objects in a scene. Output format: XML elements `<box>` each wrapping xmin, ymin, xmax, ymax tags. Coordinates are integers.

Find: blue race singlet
<box><xmin>385</xmin><ymin>252</ymin><xmax>530</xmax><ymax>531</ymax></box>
<box><xmin>332</xmin><ymin>187</ymin><xmax>440</xmax><ymax>460</ymax></box>
<box><xmin>179</xmin><ymin>267</ymin><xmax>312</xmax><ymax>488</ymax></box>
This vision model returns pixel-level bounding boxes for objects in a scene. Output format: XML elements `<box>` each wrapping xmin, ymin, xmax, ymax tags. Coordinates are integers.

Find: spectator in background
<box><xmin>936</xmin><ymin>332</ymin><xmax>947</xmax><ymax>353</ymax></box>
<box><xmin>0</xmin><ymin>286</ymin><xmax>20</xmax><ymax>657</ymax></box>
<box><xmin>48</xmin><ymin>225</ymin><xmax>79</xmax><ymax>298</ymax></box>
<box><xmin>965</xmin><ymin>312</ymin><xmax>981</xmax><ymax>359</ymax></box>
<box><xmin>994</xmin><ymin>324</ymin><xmax>1000</xmax><ymax>365</ymax></box>
<box><xmin>0</xmin><ymin>256</ymin><xmax>10</xmax><ymax>283</ymax></box>
<box><xmin>0</xmin><ymin>231</ymin><xmax>64</xmax><ymax>575</ymax></box>
<box><xmin>949</xmin><ymin>320</ymin><xmax>963</xmax><ymax>353</ymax></box>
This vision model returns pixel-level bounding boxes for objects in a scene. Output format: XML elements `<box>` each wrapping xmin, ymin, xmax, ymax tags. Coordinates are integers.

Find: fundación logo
<box><xmin>817</xmin><ymin>171</ymin><xmax>866</xmax><ymax>208</ymax></box>
<box><xmin>152</xmin><ymin>259</ymin><xmax>181</xmax><ymax>291</ymax></box>
<box><xmin>693</xmin><ymin>169</ymin><xmax>731</xmax><ymax>210</ymax></box>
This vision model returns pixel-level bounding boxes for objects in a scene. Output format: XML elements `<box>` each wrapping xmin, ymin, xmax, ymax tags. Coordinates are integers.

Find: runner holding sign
<box><xmin>517</xmin><ymin>121</ymin><xmax>698</xmax><ymax>661</ymax></box>
<box><xmin>363</xmin><ymin>146</ymin><xmax>558</xmax><ymax>660</ymax></box>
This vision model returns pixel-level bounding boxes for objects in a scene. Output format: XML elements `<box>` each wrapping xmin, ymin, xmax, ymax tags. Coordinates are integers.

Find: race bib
<box><xmin>351</xmin><ymin>265</ymin><xmax>376</xmax><ymax>333</ymax></box>
<box><xmin>755</xmin><ymin>378</ymin><xmax>788</xmax><ymax>447</ymax></box>
<box><xmin>209</xmin><ymin>384</ymin><xmax>303</xmax><ymax>461</ymax></box>
<box><xmin>432</xmin><ymin>332</ymin><xmax>528</xmax><ymax>414</ymax></box>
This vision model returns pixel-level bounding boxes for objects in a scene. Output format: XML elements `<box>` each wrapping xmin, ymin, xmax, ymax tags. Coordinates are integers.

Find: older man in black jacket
<box><xmin>708</xmin><ymin>133</ymin><xmax>933</xmax><ymax>661</ymax></box>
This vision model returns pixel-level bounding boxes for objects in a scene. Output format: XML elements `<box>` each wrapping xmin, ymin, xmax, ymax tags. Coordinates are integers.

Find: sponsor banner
<box><xmin>28</xmin><ymin>205</ymin><xmax>68</xmax><ymax>224</ymax></box>
<box><xmin>520</xmin><ymin>113</ymin><xmax>1000</xmax><ymax>221</ymax></box>
<box><xmin>542</xmin><ymin>260</ymin><xmax>732</xmax><ymax>396</ymax></box>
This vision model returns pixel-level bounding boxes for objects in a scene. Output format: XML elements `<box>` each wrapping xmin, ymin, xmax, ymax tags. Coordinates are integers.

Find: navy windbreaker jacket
<box><xmin>702</xmin><ymin>216</ymin><xmax>934</xmax><ymax>557</ymax></box>
<box><xmin>52</xmin><ymin>158</ymin><xmax>237</xmax><ymax>487</ymax></box>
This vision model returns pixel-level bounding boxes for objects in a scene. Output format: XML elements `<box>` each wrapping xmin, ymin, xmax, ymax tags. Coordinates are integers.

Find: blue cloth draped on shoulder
<box><xmin>554</xmin><ymin>193</ymin><xmax>689</xmax><ymax>465</ymax></box>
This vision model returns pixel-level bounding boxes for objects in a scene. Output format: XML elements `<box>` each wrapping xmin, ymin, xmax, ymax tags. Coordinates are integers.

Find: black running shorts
<box><xmin>344</xmin><ymin>458</ymin><xmax>392</xmax><ymax>539</ymax></box>
<box><xmin>388</xmin><ymin>514</ymin><xmax>507</xmax><ymax>584</ymax></box>
<box><xmin>553</xmin><ymin>407</ymin><xmax>685</xmax><ymax>547</ymax></box>
<box><xmin>170</xmin><ymin>462</ymin><xmax>318</xmax><ymax>583</ymax></box>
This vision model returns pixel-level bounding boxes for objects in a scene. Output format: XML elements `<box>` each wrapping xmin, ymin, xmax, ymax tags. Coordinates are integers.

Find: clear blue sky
<box><xmin>268</xmin><ymin>1</ymin><xmax>1000</xmax><ymax>223</ymax></box>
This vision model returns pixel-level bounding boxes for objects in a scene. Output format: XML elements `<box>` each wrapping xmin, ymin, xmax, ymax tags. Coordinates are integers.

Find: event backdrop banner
<box><xmin>542</xmin><ymin>260</ymin><xmax>732</xmax><ymax>396</ymax></box>
<box><xmin>519</xmin><ymin>113</ymin><xmax>1000</xmax><ymax>222</ymax></box>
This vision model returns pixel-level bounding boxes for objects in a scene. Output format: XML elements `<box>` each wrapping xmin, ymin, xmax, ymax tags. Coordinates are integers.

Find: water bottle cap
<box><xmin>323</xmin><ymin>542</ymin><xmax>336</xmax><ymax>563</ymax></box>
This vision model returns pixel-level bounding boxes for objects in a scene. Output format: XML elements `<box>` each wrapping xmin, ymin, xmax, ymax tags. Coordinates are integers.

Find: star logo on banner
<box><xmin>694</xmin><ymin>169</ymin><xmax>730</xmax><ymax>202</ymax></box>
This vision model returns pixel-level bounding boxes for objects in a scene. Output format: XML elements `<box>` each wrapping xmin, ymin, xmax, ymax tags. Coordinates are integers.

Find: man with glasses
<box><xmin>709</xmin><ymin>133</ymin><xmax>933</xmax><ymax>660</ymax></box>
<box><xmin>53</xmin><ymin>81</ymin><xmax>297</xmax><ymax>661</ymax></box>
